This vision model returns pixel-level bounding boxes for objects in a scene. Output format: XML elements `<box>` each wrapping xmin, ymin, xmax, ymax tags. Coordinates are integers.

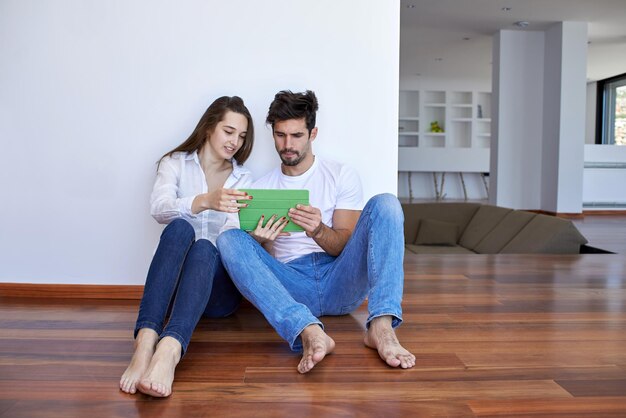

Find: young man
<box><xmin>217</xmin><ymin>90</ymin><xmax>415</xmax><ymax>373</ymax></box>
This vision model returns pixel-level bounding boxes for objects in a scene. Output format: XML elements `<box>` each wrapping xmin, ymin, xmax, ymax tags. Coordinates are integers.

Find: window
<box><xmin>596</xmin><ymin>72</ymin><xmax>626</xmax><ymax>145</ymax></box>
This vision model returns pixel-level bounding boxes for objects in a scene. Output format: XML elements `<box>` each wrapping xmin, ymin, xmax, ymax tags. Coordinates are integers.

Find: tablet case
<box><xmin>238</xmin><ymin>189</ymin><xmax>309</xmax><ymax>232</ymax></box>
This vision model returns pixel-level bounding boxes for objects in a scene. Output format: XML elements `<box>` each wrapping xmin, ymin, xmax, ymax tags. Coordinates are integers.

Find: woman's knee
<box><xmin>162</xmin><ymin>218</ymin><xmax>195</xmax><ymax>244</ymax></box>
<box><xmin>186</xmin><ymin>238</ymin><xmax>218</xmax><ymax>262</ymax></box>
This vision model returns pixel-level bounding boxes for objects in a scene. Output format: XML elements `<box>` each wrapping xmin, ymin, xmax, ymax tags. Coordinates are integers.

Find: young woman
<box><xmin>119</xmin><ymin>96</ymin><xmax>254</xmax><ymax>397</ymax></box>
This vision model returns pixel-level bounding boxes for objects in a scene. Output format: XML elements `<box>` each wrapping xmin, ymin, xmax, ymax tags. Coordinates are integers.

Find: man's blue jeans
<box><xmin>134</xmin><ymin>219</ymin><xmax>241</xmax><ymax>355</ymax></box>
<box><xmin>217</xmin><ymin>193</ymin><xmax>404</xmax><ymax>351</ymax></box>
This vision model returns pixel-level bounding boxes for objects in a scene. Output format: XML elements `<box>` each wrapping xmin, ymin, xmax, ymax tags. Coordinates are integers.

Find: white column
<box><xmin>541</xmin><ymin>22</ymin><xmax>588</xmax><ymax>213</ymax></box>
<box><xmin>491</xmin><ymin>22</ymin><xmax>588</xmax><ymax>213</ymax></box>
<box><xmin>490</xmin><ymin>30</ymin><xmax>545</xmax><ymax>209</ymax></box>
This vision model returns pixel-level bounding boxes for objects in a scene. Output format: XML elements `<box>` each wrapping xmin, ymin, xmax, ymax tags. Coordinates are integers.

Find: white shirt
<box><xmin>253</xmin><ymin>156</ymin><xmax>363</xmax><ymax>263</ymax></box>
<box><xmin>150</xmin><ymin>151</ymin><xmax>253</xmax><ymax>244</ymax></box>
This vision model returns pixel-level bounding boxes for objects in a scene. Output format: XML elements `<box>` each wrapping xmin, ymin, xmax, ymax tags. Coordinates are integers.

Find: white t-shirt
<box><xmin>150</xmin><ymin>151</ymin><xmax>253</xmax><ymax>244</ymax></box>
<box><xmin>253</xmin><ymin>156</ymin><xmax>363</xmax><ymax>263</ymax></box>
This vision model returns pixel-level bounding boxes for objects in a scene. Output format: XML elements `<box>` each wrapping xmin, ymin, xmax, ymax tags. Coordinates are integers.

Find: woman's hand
<box><xmin>250</xmin><ymin>214</ymin><xmax>290</xmax><ymax>245</ymax></box>
<box><xmin>192</xmin><ymin>189</ymin><xmax>251</xmax><ymax>214</ymax></box>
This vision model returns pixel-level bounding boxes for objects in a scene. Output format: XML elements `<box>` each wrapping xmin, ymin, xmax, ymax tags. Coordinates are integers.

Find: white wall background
<box><xmin>0</xmin><ymin>0</ymin><xmax>400</xmax><ymax>284</ymax></box>
<box><xmin>398</xmin><ymin>27</ymin><xmax>491</xmax><ymax>202</ymax></box>
<box><xmin>583</xmin><ymin>145</ymin><xmax>626</xmax><ymax>206</ymax></box>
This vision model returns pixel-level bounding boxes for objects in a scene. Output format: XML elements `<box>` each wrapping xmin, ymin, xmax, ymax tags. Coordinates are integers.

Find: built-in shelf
<box><xmin>398</xmin><ymin>89</ymin><xmax>492</xmax><ymax>172</ymax></box>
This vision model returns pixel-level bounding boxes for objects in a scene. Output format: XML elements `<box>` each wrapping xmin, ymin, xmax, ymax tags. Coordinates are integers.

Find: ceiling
<box><xmin>400</xmin><ymin>0</ymin><xmax>626</xmax><ymax>83</ymax></box>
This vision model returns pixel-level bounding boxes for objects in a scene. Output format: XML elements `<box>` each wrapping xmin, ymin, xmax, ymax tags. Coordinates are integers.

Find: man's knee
<box><xmin>367</xmin><ymin>193</ymin><xmax>403</xmax><ymax>221</ymax></box>
<box><xmin>216</xmin><ymin>228</ymin><xmax>249</xmax><ymax>255</ymax></box>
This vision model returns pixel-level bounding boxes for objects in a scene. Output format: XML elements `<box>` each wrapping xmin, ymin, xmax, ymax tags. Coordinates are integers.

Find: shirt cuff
<box><xmin>179</xmin><ymin>196</ymin><xmax>197</xmax><ymax>218</ymax></box>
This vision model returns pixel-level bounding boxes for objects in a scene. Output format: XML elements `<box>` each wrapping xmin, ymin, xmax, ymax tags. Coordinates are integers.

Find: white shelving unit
<box><xmin>397</xmin><ymin>90</ymin><xmax>492</xmax><ymax>173</ymax></box>
<box><xmin>398</xmin><ymin>91</ymin><xmax>420</xmax><ymax>147</ymax></box>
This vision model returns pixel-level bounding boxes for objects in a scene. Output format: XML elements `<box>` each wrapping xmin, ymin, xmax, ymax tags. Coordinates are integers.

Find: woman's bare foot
<box><xmin>364</xmin><ymin>316</ymin><xmax>415</xmax><ymax>369</ymax></box>
<box><xmin>297</xmin><ymin>325</ymin><xmax>335</xmax><ymax>374</ymax></box>
<box><xmin>137</xmin><ymin>336</ymin><xmax>182</xmax><ymax>397</ymax></box>
<box><xmin>119</xmin><ymin>328</ymin><xmax>158</xmax><ymax>394</ymax></box>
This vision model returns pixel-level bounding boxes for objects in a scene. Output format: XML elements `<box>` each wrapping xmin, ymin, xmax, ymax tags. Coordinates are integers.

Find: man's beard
<box><xmin>280</xmin><ymin>149</ymin><xmax>307</xmax><ymax>166</ymax></box>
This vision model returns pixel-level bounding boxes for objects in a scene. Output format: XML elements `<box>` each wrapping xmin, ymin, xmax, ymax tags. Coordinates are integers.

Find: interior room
<box><xmin>1</xmin><ymin>1</ymin><xmax>625</xmax><ymax>417</ymax></box>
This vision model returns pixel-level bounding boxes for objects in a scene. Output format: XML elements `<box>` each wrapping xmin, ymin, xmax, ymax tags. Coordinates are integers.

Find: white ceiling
<box><xmin>400</xmin><ymin>0</ymin><xmax>626</xmax><ymax>83</ymax></box>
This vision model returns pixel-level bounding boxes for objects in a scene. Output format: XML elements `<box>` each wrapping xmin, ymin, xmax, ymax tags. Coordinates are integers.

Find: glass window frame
<box><xmin>596</xmin><ymin>72</ymin><xmax>626</xmax><ymax>145</ymax></box>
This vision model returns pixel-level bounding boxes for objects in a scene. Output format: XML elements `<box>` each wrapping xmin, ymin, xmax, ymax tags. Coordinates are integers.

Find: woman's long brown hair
<box><xmin>159</xmin><ymin>96</ymin><xmax>254</xmax><ymax>167</ymax></box>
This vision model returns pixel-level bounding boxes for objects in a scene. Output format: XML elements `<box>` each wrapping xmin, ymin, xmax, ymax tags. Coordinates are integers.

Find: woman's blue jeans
<box><xmin>134</xmin><ymin>219</ymin><xmax>241</xmax><ymax>355</ymax></box>
<box><xmin>217</xmin><ymin>193</ymin><xmax>404</xmax><ymax>352</ymax></box>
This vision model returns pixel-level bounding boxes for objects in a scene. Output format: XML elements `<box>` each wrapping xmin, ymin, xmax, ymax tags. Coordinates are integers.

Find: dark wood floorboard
<box><xmin>1</xmin><ymin>215</ymin><xmax>626</xmax><ymax>417</ymax></box>
<box><xmin>573</xmin><ymin>214</ymin><xmax>626</xmax><ymax>254</ymax></box>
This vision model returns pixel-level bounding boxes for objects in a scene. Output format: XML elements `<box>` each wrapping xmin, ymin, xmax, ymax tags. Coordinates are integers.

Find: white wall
<box><xmin>583</xmin><ymin>145</ymin><xmax>626</xmax><ymax>206</ymax></box>
<box><xmin>398</xmin><ymin>39</ymin><xmax>491</xmax><ymax>201</ymax></box>
<box><xmin>0</xmin><ymin>0</ymin><xmax>400</xmax><ymax>285</ymax></box>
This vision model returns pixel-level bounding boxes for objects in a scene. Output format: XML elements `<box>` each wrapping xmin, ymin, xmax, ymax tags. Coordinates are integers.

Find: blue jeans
<box><xmin>134</xmin><ymin>219</ymin><xmax>241</xmax><ymax>355</ymax></box>
<box><xmin>217</xmin><ymin>193</ymin><xmax>404</xmax><ymax>351</ymax></box>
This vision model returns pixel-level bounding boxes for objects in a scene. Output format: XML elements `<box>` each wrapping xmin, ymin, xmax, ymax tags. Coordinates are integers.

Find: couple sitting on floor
<box><xmin>119</xmin><ymin>90</ymin><xmax>415</xmax><ymax>398</ymax></box>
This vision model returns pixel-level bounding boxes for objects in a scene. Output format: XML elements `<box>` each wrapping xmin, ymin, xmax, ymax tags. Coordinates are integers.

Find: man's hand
<box><xmin>192</xmin><ymin>189</ymin><xmax>250</xmax><ymax>214</ymax></box>
<box><xmin>288</xmin><ymin>204</ymin><xmax>324</xmax><ymax>238</ymax></box>
<box><xmin>250</xmin><ymin>214</ymin><xmax>290</xmax><ymax>245</ymax></box>
<box><xmin>289</xmin><ymin>206</ymin><xmax>360</xmax><ymax>257</ymax></box>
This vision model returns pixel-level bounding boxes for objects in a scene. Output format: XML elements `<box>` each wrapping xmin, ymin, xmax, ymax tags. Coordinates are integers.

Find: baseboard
<box><xmin>0</xmin><ymin>283</ymin><xmax>143</xmax><ymax>299</ymax></box>
<box><xmin>555</xmin><ymin>212</ymin><xmax>585</xmax><ymax>219</ymax></box>
<box><xmin>582</xmin><ymin>210</ymin><xmax>626</xmax><ymax>216</ymax></box>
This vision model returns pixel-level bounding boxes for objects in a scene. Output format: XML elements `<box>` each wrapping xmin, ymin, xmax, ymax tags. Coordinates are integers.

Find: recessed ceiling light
<box><xmin>501</xmin><ymin>7</ymin><xmax>512</xmax><ymax>11</ymax></box>
<box><xmin>514</xmin><ymin>21</ymin><xmax>530</xmax><ymax>28</ymax></box>
<box><xmin>463</xmin><ymin>37</ymin><xmax>471</xmax><ymax>41</ymax></box>
<box><xmin>406</xmin><ymin>4</ymin><xmax>415</xmax><ymax>8</ymax></box>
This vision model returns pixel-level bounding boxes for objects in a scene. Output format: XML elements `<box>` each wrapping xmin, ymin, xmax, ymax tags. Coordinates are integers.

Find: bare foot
<box><xmin>297</xmin><ymin>325</ymin><xmax>335</xmax><ymax>374</ymax></box>
<box><xmin>137</xmin><ymin>336</ymin><xmax>182</xmax><ymax>397</ymax></box>
<box><xmin>119</xmin><ymin>328</ymin><xmax>158</xmax><ymax>394</ymax></box>
<box><xmin>364</xmin><ymin>316</ymin><xmax>415</xmax><ymax>369</ymax></box>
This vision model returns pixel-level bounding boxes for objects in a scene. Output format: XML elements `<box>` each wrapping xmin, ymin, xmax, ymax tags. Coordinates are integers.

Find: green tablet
<box><xmin>238</xmin><ymin>189</ymin><xmax>309</xmax><ymax>232</ymax></box>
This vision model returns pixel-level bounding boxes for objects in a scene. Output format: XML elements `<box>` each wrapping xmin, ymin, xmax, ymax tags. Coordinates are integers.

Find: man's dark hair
<box><xmin>266</xmin><ymin>90</ymin><xmax>319</xmax><ymax>132</ymax></box>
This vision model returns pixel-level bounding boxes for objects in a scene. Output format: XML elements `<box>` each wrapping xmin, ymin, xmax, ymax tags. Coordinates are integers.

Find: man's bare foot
<box><xmin>137</xmin><ymin>336</ymin><xmax>182</xmax><ymax>397</ymax></box>
<box><xmin>364</xmin><ymin>316</ymin><xmax>416</xmax><ymax>369</ymax></box>
<box><xmin>119</xmin><ymin>328</ymin><xmax>158</xmax><ymax>394</ymax></box>
<box><xmin>297</xmin><ymin>324</ymin><xmax>335</xmax><ymax>374</ymax></box>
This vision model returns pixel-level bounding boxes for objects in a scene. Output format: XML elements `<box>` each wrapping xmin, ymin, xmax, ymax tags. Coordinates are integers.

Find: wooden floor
<box><xmin>573</xmin><ymin>214</ymin><xmax>626</xmax><ymax>254</ymax></box>
<box><xmin>1</xmin><ymin>216</ymin><xmax>626</xmax><ymax>417</ymax></box>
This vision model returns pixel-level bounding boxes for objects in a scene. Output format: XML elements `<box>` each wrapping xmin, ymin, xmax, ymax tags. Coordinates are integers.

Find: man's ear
<box><xmin>310</xmin><ymin>127</ymin><xmax>318</xmax><ymax>141</ymax></box>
